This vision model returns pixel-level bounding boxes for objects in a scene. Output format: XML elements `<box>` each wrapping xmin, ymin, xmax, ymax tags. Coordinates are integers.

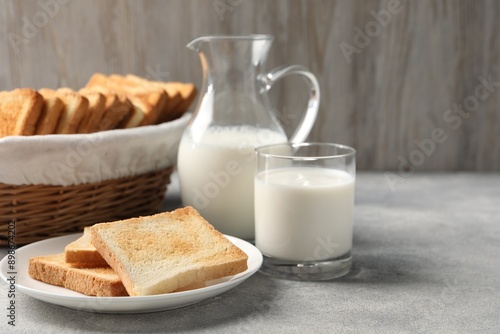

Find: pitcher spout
<box><xmin>186</xmin><ymin>36</ymin><xmax>207</xmax><ymax>52</ymax></box>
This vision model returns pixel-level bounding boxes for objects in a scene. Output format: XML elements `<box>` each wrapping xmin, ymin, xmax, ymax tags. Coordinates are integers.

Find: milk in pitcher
<box><xmin>178</xmin><ymin>125</ymin><xmax>287</xmax><ymax>240</ymax></box>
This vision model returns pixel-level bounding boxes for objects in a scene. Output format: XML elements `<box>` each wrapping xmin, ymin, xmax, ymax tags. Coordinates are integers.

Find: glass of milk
<box><xmin>254</xmin><ymin>142</ymin><xmax>356</xmax><ymax>280</ymax></box>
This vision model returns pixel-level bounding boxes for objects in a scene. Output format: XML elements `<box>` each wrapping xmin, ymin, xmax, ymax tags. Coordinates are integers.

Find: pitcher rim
<box><xmin>192</xmin><ymin>34</ymin><xmax>273</xmax><ymax>40</ymax></box>
<box><xmin>187</xmin><ymin>34</ymin><xmax>274</xmax><ymax>49</ymax></box>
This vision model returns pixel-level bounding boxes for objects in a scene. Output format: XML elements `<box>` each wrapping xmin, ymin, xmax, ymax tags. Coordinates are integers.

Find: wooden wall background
<box><xmin>0</xmin><ymin>0</ymin><xmax>499</xmax><ymax>171</ymax></box>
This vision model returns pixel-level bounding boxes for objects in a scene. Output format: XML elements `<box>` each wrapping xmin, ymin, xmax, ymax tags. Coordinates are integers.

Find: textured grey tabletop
<box><xmin>1</xmin><ymin>172</ymin><xmax>499</xmax><ymax>334</ymax></box>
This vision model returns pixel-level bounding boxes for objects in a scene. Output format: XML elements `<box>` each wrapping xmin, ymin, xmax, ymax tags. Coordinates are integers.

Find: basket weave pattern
<box><xmin>0</xmin><ymin>166</ymin><xmax>173</xmax><ymax>246</ymax></box>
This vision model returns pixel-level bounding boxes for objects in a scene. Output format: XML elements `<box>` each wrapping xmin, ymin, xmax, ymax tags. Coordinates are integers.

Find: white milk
<box><xmin>255</xmin><ymin>167</ymin><xmax>354</xmax><ymax>261</ymax></box>
<box><xmin>177</xmin><ymin>126</ymin><xmax>287</xmax><ymax>240</ymax></box>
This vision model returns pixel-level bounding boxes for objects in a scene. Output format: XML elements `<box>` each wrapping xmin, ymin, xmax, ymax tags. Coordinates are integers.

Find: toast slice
<box><xmin>28</xmin><ymin>253</ymin><xmax>128</xmax><ymax>297</ymax></box>
<box><xmin>65</xmin><ymin>227</ymin><xmax>108</xmax><ymax>268</ymax></box>
<box><xmin>76</xmin><ymin>89</ymin><xmax>106</xmax><ymax>133</ymax></box>
<box><xmin>39</xmin><ymin>88</ymin><xmax>89</xmax><ymax>134</ymax></box>
<box><xmin>0</xmin><ymin>89</ymin><xmax>44</xmax><ymax>137</ymax></box>
<box><xmin>65</xmin><ymin>227</ymin><xmax>213</xmax><ymax>291</ymax></box>
<box><xmin>90</xmin><ymin>206</ymin><xmax>249</xmax><ymax>296</ymax></box>
<box><xmin>35</xmin><ymin>94</ymin><xmax>64</xmax><ymax>135</ymax></box>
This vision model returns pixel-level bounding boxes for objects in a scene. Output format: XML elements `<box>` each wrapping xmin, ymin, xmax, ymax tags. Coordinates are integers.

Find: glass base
<box><xmin>259</xmin><ymin>252</ymin><xmax>351</xmax><ymax>281</ymax></box>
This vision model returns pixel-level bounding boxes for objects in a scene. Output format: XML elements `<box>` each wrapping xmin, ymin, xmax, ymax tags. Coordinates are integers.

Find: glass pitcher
<box><xmin>177</xmin><ymin>35</ymin><xmax>320</xmax><ymax>240</ymax></box>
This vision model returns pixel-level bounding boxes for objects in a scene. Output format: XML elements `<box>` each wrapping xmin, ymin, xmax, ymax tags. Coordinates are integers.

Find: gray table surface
<box><xmin>1</xmin><ymin>172</ymin><xmax>499</xmax><ymax>334</ymax></box>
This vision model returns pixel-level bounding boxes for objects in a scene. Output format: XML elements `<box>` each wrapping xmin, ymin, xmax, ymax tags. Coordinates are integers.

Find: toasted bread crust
<box><xmin>28</xmin><ymin>253</ymin><xmax>128</xmax><ymax>297</ymax></box>
<box><xmin>90</xmin><ymin>229</ymin><xmax>133</xmax><ymax>293</ymax></box>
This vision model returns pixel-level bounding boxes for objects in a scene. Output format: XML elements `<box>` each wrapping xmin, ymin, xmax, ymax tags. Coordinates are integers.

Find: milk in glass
<box><xmin>255</xmin><ymin>167</ymin><xmax>354</xmax><ymax>261</ymax></box>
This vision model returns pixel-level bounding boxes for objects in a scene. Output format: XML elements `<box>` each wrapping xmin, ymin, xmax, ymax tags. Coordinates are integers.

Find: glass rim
<box><xmin>255</xmin><ymin>142</ymin><xmax>356</xmax><ymax>160</ymax></box>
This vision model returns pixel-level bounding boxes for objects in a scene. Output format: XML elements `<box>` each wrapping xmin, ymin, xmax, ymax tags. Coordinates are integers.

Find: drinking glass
<box><xmin>254</xmin><ymin>142</ymin><xmax>356</xmax><ymax>280</ymax></box>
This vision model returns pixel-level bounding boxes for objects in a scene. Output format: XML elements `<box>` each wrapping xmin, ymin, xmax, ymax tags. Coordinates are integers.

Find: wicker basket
<box><xmin>0</xmin><ymin>166</ymin><xmax>174</xmax><ymax>246</ymax></box>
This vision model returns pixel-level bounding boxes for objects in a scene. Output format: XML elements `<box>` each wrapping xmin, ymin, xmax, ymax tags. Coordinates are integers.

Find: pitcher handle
<box><xmin>260</xmin><ymin>65</ymin><xmax>320</xmax><ymax>143</ymax></box>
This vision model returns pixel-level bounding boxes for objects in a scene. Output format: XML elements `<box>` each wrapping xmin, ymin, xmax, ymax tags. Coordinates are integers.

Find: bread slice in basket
<box><xmin>75</xmin><ymin>89</ymin><xmax>106</xmax><ymax>134</ymax></box>
<box><xmin>0</xmin><ymin>88</ymin><xmax>44</xmax><ymax>137</ymax></box>
<box><xmin>169</xmin><ymin>82</ymin><xmax>197</xmax><ymax>116</ymax></box>
<box><xmin>35</xmin><ymin>93</ymin><xmax>64</xmax><ymax>135</ymax></box>
<box><xmin>39</xmin><ymin>88</ymin><xmax>89</xmax><ymax>134</ymax></box>
<box><xmin>90</xmin><ymin>206</ymin><xmax>249</xmax><ymax>296</ymax></box>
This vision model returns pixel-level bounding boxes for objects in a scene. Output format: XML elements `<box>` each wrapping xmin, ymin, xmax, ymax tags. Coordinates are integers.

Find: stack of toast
<box><xmin>28</xmin><ymin>207</ymin><xmax>249</xmax><ymax>297</ymax></box>
<box><xmin>0</xmin><ymin>74</ymin><xmax>197</xmax><ymax>138</ymax></box>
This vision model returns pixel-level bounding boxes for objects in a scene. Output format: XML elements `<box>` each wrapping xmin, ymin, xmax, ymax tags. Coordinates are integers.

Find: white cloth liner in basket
<box><xmin>0</xmin><ymin>113</ymin><xmax>191</xmax><ymax>186</ymax></box>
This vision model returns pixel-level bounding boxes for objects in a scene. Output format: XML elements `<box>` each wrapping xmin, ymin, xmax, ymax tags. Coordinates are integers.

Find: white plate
<box><xmin>0</xmin><ymin>233</ymin><xmax>262</xmax><ymax>314</ymax></box>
